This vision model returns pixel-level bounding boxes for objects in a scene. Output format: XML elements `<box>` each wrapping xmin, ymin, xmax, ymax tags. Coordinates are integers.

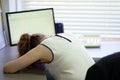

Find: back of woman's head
<box><xmin>17</xmin><ymin>33</ymin><xmax>41</xmax><ymax>56</ymax></box>
<box><xmin>30</xmin><ymin>34</ymin><xmax>41</xmax><ymax>49</ymax></box>
<box><xmin>17</xmin><ymin>33</ymin><xmax>44</xmax><ymax>69</ymax></box>
<box><xmin>17</xmin><ymin>33</ymin><xmax>31</xmax><ymax>56</ymax></box>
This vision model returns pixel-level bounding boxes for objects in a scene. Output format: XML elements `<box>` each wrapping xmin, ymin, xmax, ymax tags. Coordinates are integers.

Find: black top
<box><xmin>85</xmin><ymin>52</ymin><xmax>120</xmax><ymax>80</ymax></box>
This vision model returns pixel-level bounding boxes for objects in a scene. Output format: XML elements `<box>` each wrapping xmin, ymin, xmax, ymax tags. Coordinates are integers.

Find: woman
<box><xmin>4</xmin><ymin>33</ymin><xmax>95</xmax><ymax>80</ymax></box>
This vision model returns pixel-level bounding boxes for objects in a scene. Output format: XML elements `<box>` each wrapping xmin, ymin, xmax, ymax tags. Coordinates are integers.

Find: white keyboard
<box><xmin>80</xmin><ymin>35</ymin><xmax>101</xmax><ymax>48</ymax></box>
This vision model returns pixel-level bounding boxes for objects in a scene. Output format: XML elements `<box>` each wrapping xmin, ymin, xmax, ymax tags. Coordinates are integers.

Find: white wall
<box><xmin>0</xmin><ymin>12</ymin><xmax>5</xmax><ymax>49</ymax></box>
<box><xmin>1</xmin><ymin>0</ymin><xmax>17</xmax><ymax>46</ymax></box>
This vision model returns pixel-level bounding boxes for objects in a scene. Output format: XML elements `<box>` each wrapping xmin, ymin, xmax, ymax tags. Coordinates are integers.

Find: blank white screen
<box><xmin>6</xmin><ymin>8</ymin><xmax>55</xmax><ymax>46</ymax></box>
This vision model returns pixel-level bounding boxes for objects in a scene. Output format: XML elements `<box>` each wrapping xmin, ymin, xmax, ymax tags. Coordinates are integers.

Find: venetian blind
<box><xmin>17</xmin><ymin>0</ymin><xmax>120</xmax><ymax>37</ymax></box>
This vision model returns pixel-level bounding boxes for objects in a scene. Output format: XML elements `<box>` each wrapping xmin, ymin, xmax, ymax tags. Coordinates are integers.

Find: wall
<box><xmin>1</xmin><ymin>0</ymin><xmax>16</xmax><ymax>46</ymax></box>
<box><xmin>0</xmin><ymin>0</ymin><xmax>5</xmax><ymax>49</ymax></box>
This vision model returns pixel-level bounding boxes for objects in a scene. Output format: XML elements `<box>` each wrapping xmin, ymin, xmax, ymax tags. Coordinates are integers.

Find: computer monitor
<box><xmin>6</xmin><ymin>8</ymin><xmax>55</xmax><ymax>46</ymax></box>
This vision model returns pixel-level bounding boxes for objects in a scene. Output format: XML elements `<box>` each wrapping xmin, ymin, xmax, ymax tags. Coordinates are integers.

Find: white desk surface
<box><xmin>87</xmin><ymin>41</ymin><xmax>120</xmax><ymax>58</ymax></box>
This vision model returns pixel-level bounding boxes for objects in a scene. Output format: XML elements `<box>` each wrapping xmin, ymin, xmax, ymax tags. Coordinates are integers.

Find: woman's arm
<box><xmin>3</xmin><ymin>45</ymin><xmax>53</xmax><ymax>73</ymax></box>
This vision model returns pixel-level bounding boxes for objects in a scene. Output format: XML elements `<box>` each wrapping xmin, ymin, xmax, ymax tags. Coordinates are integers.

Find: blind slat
<box><xmin>18</xmin><ymin>0</ymin><xmax>120</xmax><ymax>37</ymax></box>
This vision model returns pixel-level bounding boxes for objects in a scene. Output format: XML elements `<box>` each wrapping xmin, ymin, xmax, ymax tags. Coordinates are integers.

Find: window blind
<box><xmin>17</xmin><ymin>0</ymin><xmax>120</xmax><ymax>37</ymax></box>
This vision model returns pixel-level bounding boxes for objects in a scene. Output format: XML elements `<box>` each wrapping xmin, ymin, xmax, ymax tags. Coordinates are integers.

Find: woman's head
<box><xmin>17</xmin><ymin>33</ymin><xmax>46</xmax><ymax>69</ymax></box>
<box><xmin>17</xmin><ymin>33</ymin><xmax>44</xmax><ymax>56</ymax></box>
<box><xmin>17</xmin><ymin>33</ymin><xmax>31</xmax><ymax>56</ymax></box>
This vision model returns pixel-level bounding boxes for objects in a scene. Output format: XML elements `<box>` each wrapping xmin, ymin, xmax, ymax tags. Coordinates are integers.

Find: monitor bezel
<box><xmin>6</xmin><ymin>8</ymin><xmax>56</xmax><ymax>46</ymax></box>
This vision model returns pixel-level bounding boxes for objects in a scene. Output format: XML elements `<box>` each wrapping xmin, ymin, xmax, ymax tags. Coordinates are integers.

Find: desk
<box><xmin>87</xmin><ymin>41</ymin><xmax>120</xmax><ymax>61</ymax></box>
<box><xmin>0</xmin><ymin>46</ymin><xmax>46</xmax><ymax>80</ymax></box>
<box><xmin>0</xmin><ymin>41</ymin><xmax>120</xmax><ymax>80</ymax></box>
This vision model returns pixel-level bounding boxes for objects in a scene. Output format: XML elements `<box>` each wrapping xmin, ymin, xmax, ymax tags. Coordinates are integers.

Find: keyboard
<box><xmin>80</xmin><ymin>35</ymin><xmax>101</xmax><ymax>48</ymax></box>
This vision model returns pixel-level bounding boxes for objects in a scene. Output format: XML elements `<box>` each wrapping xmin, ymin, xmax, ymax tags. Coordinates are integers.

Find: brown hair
<box><xmin>30</xmin><ymin>34</ymin><xmax>41</xmax><ymax>49</ymax></box>
<box><xmin>17</xmin><ymin>33</ymin><xmax>43</xmax><ymax>70</ymax></box>
<box><xmin>17</xmin><ymin>33</ymin><xmax>41</xmax><ymax>56</ymax></box>
<box><xmin>18</xmin><ymin>33</ymin><xmax>31</xmax><ymax>56</ymax></box>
